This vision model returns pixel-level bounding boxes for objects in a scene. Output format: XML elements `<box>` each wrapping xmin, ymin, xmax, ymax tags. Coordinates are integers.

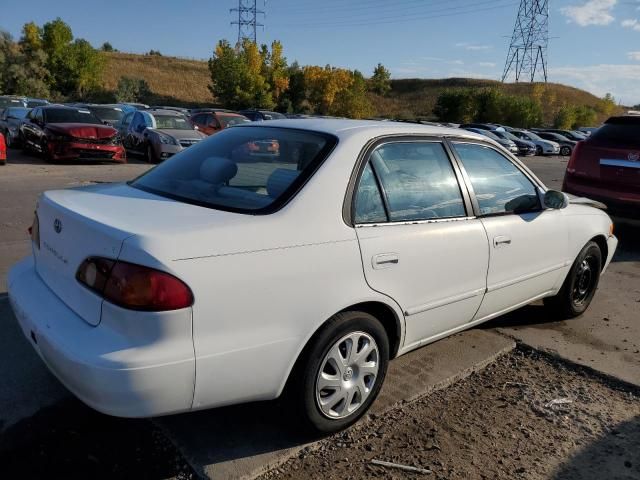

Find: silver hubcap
<box><xmin>315</xmin><ymin>331</ymin><xmax>379</xmax><ymax>419</ymax></box>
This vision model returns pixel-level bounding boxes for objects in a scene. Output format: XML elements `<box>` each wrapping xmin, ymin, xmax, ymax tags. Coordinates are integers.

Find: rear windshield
<box><xmin>131</xmin><ymin>126</ymin><xmax>337</xmax><ymax>213</ymax></box>
<box><xmin>219</xmin><ymin>115</ymin><xmax>251</xmax><ymax>128</ymax></box>
<box><xmin>89</xmin><ymin>106</ymin><xmax>124</xmax><ymax>122</ymax></box>
<box><xmin>45</xmin><ymin>108</ymin><xmax>102</xmax><ymax>124</ymax></box>
<box><xmin>591</xmin><ymin>122</ymin><xmax>640</xmax><ymax>147</ymax></box>
<box><xmin>6</xmin><ymin>107</ymin><xmax>29</xmax><ymax>119</ymax></box>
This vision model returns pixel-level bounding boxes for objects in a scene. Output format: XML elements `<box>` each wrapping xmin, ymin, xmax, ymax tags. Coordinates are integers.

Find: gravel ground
<box><xmin>260</xmin><ymin>349</ymin><xmax>640</xmax><ymax>480</ymax></box>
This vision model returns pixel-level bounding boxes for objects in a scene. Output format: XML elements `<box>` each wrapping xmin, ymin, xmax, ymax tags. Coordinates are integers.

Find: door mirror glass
<box><xmin>543</xmin><ymin>190</ymin><xmax>569</xmax><ymax>209</ymax></box>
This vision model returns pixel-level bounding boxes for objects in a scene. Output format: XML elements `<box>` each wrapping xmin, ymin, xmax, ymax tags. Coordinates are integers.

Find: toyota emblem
<box><xmin>53</xmin><ymin>219</ymin><xmax>62</xmax><ymax>234</ymax></box>
<box><xmin>629</xmin><ymin>152</ymin><xmax>640</xmax><ymax>162</ymax></box>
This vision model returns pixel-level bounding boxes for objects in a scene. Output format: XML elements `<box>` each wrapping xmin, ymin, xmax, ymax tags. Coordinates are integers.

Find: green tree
<box><xmin>369</xmin><ymin>63</ymin><xmax>391</xmax><ymax>96</ymax></box>
<box><xmin>115</xmin><ymin>76</ymin><xmax>152</xmax><ymax>102</ymax></box>
<box><xmin>0</xmin><ymin>29</ymin><xmax>49</xmax><ymax>97</ymax></box>
<box><xmin>553</xmin><ymin>106</ymin><xmax>577</xmax><ymax>129</ymax></box>
<box><xmin>42</xmin><ymin>17</ymin><xmax>73</xmax><ymax>92</ymax></box>
<box><xmin>331</xmin><ymin>70</ymin><xmax>374</xmax><ymax>118</ymax></box>
<box><xmin>572</xmin><ymin>105</ymin><xmax>597</xmax><ymax>128</ymax></box>
<box><xmin>101</xmin><ymin>42</ymin><xmax>115</xmax><ymax>52</ymax></box>
<box><xmin>433</xmin><ymin>89</ymin><xmax>477</xmax><ymax>123</ymax></box>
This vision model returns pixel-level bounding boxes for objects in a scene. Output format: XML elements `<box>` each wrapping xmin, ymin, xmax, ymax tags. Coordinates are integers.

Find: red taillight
<box><xmin>566</xmin><ymin>140</ymin><xmax>583</xmax><ymax>174</ymax></box>
<box><xmin>76</xmin><ymin>257</ymin><xmax>193</xmax><ymax>311</ymax></box>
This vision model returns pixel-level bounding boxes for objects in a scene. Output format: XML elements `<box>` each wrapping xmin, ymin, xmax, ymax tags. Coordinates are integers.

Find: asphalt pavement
<box><xmin>0</xmin><ymin>148</ymin><xmax>638</xmax><ymax>478</ymax></box>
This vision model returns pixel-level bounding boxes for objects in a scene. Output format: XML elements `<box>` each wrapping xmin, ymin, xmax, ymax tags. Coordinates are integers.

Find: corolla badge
<box><xmin>53</xmin><ymin>218</ymin><xmax>62</xmax><ymax>234</ymax></box>
<box><xmin>628</xmin><ymin>152</ymin><xmax>640</xmax><ymax>162</ymax></box>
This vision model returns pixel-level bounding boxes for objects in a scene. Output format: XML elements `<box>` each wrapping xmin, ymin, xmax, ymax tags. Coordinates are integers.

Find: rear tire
<box><xmin>146</xmin><ymin>144</ymin><xmax>157</xmax><ymax>163</ymax></box>
<box><xmin>544</xmin><ymin>241</ymin><xmax>602</xmax><ymax>318</ymax></box>
<box><xmin>288</xmin><ymin>311</ymin><xmax>389</xmax><ymax>434</ymax></box>
<box><xmin>536</xmin><ymin>145</ymin><xmax>543</xmax><ymax>156</ymax></box>
<box><xmin>560</xmin><ymin>146</ymin><xmax>571</xmax><ymax>156</ymax></box>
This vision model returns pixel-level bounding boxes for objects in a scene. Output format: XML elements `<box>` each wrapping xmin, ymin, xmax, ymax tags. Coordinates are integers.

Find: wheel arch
<box><xmin>590</xmin><ymin>234</ymin><xmax>608</xmax><ymax>271</ymax></box>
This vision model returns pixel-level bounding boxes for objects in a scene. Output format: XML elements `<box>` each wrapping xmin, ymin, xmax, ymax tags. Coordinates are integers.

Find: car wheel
<box><xmin>544</xmin><ymin>241</ymin><xmax>602</xmax><ymax>318</ymax></box>
<box><xmin>560</xmin><ymin>146</ymin><xmax>571</xmax><ymax>156</ymax></box>
<box><xmin>146</xmin><ymin>144</ymin><xmax>157</xmax><ymax>163</ymax></box>
<box><xmin>290</xmin><ymin>311</ymin><xmax>389</xmax><ymax>434</ymax></box>
<box><xmin>40</xmin><ymin>140</ymin><xmax>54</xmax><ymax>163</ymax></box>
<box><xmin>536</xmin><ymin>145</ymin><xmax>543</xmax><ymax>156</ymax></box>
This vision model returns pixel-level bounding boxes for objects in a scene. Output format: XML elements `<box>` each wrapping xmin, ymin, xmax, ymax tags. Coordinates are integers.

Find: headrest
<box><xmin>200</xmin><ymin>157</ymin><xmax>238</xmax><ymax>184</ymax></box>
<box><xmin>267</xmin><ymin>168</ymin><xmax>299</xmax><ymax>198</ymax></box>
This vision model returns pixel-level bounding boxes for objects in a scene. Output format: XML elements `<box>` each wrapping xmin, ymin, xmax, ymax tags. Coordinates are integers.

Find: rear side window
<box><xmin>453</xmin><ymin>143</ymin><xmax>540</xmax><ymax>215</ymax></box>
<box><xmin>354</xmin><ymin>163</ymin><xmax>387</xmax><ymax>224</ymax></box>
<box><xmin>369</xmin><ymin>142</ymin><xmax>466</xmax><ymax>222</ymax></box>
<box><xmin>131</xmin><ymin>126</ymin><xmax>336</xmax><ymax>213</ymax></box>
<box><xmin>591</xmin><ymin>121</ymin><xmax>640</xmax><ymax>147</ymax></box>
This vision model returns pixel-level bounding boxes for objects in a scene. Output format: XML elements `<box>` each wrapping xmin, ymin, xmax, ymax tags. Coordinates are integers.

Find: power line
<box><xmin>501</xmin><ymin>0</ymin><xmax>549</xmax><ymax>83</ymax></box>
<box><xmin>231</xmin><ymin>0</ymin><xmax>265</xmax><ymax>44</ymax></box>
<box><xmin>271</xmin><ymin>0</ymin><xmax>518</xmax><ymax>28</ymax></box>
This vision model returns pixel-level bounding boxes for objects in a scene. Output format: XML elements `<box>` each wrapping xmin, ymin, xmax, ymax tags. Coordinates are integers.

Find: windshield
<box><xmin>45</xmin><ymin>108</ymin><xmax>103</xmax><ymax>124</ymax></box>
<box><xmin>7</xmin><ymin>107</ymin><xmax>29</xmax><ymax>119</ymax></box>
<box><xmin>219</xmin><ymin>115</ymin><xmax>252</xmax><ymax>128</ymax></box>
<box><xmin>27</xmin><ymin>100</ymin><xmax>48</xmax><ymax>108</ymax></box>
<box><xmin>521</xmin><ymin>131</ymin><xmax>541</xmax><ymax>141</ymax></box>
<box><xmin>0</xmin><ymin>98</ymin><xmax>25</xmax><ymax>109</ymax></box>
<box><xmin>479</xmin><ymin>130</ymin><xmax>500</xmax><ymax>141</ymax></box>
<box><xmin>90</xmin><ymin>106</ymin><xmax>124</xmax><ymax>122</ymax></box>
<box><xmin>153</xmin><ymin>114</ymin><xmax>193</xmax><ymax>130</ymax></box>
<box><xmin>131</xmin><ymin>126</ymin><xmax>337</xmax><ymax>213</ymax></box>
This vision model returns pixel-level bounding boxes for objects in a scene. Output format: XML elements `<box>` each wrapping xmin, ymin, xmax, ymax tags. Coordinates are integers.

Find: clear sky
<box><xmin>2</xmin><ymin>0</ymin><xmax>639</xmax><ymax>104</ymax></box>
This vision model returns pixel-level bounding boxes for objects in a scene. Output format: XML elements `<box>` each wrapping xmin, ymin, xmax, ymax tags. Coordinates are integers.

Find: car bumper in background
<box><xmin>563</xmin><ymin>175</ymin><xmax>640</xmax><ymax>219</ymax></box>
<box><xmin>48</xmin><ymin>141</ymin><xmax>126</xmax><ymax>163</ymax></box>
<box><xmin>7</xmin><ymin>256</ymin><xmax>195</xmax><ymax>417</ymax></box>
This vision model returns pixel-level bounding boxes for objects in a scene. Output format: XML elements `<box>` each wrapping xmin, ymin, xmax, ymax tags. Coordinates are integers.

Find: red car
<box><xmin>563</xmin><ymin>115</ymin><xmax>640</xmax><ymax>218</ymax></box>
<box><xmin>20</xmin><ymin>106</ymin><xmax>126</xmax><ymax>163</ymax></box>
<box><xmin>0</xmin><ymin>132</ymin><xmax>6</xmax><ymax>165</ymax></box>
<box><xmin>189</xmin><ymin>110</ymin><xmax>251</xmax><ymax>136</ymax></box>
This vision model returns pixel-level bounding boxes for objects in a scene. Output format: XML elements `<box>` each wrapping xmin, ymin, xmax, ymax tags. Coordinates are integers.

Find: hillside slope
<box><xmin>102</xmin><ymin>52</ymin><xmax>613</xmax><ymax>123</ymax></box>
<box><xmin>102</xmin><ymin>52</ymin><xmax>212</xmax><ymax>104</ymax></box>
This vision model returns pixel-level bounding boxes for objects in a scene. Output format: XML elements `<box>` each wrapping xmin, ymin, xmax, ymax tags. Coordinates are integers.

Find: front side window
<box><xmin>452</xmin><ymin>143</ymin><xmax>540</xmax><ymax>215</ymax></box>
<box><xmin>131</xmin><ymin>126</ymin><xmax>336</xmax><ymax>213</ymax></box>
<box><xmin>370</xmin><ymin>142</ymin><xmax>466</xmax><ymax>222</ymax></box>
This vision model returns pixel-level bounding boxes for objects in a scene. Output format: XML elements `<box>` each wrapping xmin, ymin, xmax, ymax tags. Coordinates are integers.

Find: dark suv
<box><xmin>239</xmin><ymin>109</ymin><xmax>286</xmax><ymax>121</ymax></box>
<box><xmin>563</xmin><ymin>115</ymin><xmax>640</xmax><ymax>218</ymax></box>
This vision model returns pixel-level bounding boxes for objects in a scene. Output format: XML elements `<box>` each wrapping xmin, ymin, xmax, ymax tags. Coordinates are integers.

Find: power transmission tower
<box><xmin>231</xmin><ymin>0</ymin><xmax>265</xmax><ymax>45</ymax></box>
<box><xmin>501</xmin><ymin>0</ymin><xmax>549</xmax><ymax>83</ymax></box>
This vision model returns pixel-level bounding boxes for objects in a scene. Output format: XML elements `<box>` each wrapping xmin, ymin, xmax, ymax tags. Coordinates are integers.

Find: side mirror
<box><xmin>543</xmin><ymin>190</ymin><xmax>569</xmax><ymax>209</ymax></box>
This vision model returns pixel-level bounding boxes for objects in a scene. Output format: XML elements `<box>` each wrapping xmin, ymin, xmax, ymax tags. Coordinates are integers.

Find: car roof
<box><xmin>233</xmin><ymin>118</ymin><xmax>489</xmax><ymax>142</ymax></box>
<box><xmin>145</xmin><ymin>109</ymin><xmax>185</xmax><ymax>116</ymax></box>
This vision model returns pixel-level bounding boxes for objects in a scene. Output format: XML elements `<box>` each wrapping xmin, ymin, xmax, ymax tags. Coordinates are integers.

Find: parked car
<box><xmin>0</xmin><ymin>95</ymin><xmax>27</xmax><ymax>113</ymax></box>
<box><xmin>459</xmin><ymin>123</ymin><xmax>497</xmax><ymax>131</ymax></box>
<box><xmin>578</xmin><ymin>127</ymin><xmax>599</xmax><ymax>136</ymax></box>
<box><xmin>0</xmin><ymin>106</ymin><xmax>30</xmax><ymax>147</ymax></box>
<box><xmin>7</xmin><ymin>119</ymin><xmax>617</xmax><ymax>433</ymax></box>
<box><xmin>239</xmin><ymin>109</ymin><xmax>287</xmax><ymax>121</ymax></box>
<box><xmin>491</xmin><ymin>130</ymin><xmax>536</xmax><ymax>156</ymax></box>
<box><xmin>535</xmin><ymin>129</ymin><xmax>586</xmax><ymax>141</ymax></box>
<box><xmin>119</xmin><ymin>102</ymin><xmax>149</xmax><ymax>111</ymax></box>
<box><xmin>463</xmin><ymin>127</ymin><xmax>519</xmax><ymax>154</ymax></box>
<box><xmin>190</xmin><ymin>111</ymin><xmax>251</xmax><ymax>135</ymax></box>
<box><xmin>535</xmin><ymin>132</ymin><xmax>577</xmax><ymax>156</ymax></box>
<box><xmin>26</xmin><ymin>98</ymin><xmax>49</xmax><ymax>108</ymax></box>
<box><xmin>563</xmin><ymin>115</ymin><xmax>640</xmax><ymax>218</ymax></box>
<box><xmin>76</xmin><ymin>104</ymin><xmax>126</xmax><ymax>127</ymax></box>
<box><xmin>0</xmin><ymin>131</ymin><xmax>5</xmax><ymax>165</ymax></box>
<box><xmin>509</xmin><ymin>129</ymin><xmax>561</xmax><ymax>156</ymax></box>
<box><xmin>20</xmin><ymin>105</ymin><xmax>125</xmax><ymax>163</ymax></box>
<box><xmin>150</xmin><ymin>106</ymin><xmax>191</xmax><ymax>116</ymax></box>
<box><xmin>123</xmin><ymin>109</ymin><xmax>205</xmax><ymax>162</ymax></box>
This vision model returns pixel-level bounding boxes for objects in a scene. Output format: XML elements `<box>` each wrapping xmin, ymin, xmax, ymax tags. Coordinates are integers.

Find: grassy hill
<box><xmin>102</xmin><ymin>52</ymin><xmax>617</xmax><ymax>123</ymax></box>
<box><xmin>102</xmin><ymin>52</ymin><xmax>212</xmax><ymax>105</ymax></box>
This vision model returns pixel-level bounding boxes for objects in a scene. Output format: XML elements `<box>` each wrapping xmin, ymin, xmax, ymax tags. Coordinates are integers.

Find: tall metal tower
<box><xmin>231</xmin><ymin>0</ymin><xmax>264</xmax><ymax>45</ymax></box>
<box><xmin>501</xmin><ymin>0</ymin><xmax>549</xmax><ymax>83</ymax></box>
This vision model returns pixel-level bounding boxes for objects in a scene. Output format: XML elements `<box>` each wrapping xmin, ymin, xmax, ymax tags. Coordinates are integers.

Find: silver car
<box><xmin>510</xmin><ymin>129</ymin><xmax>561</xmax><ymax>156</ymax></box>
<box><xmin>124</xmin><ymin>109</ymin><xmax>205</xmax><ymax>162</ymax></box>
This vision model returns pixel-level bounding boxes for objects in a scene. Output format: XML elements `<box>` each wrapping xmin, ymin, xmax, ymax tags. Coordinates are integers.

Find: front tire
<box><xmin>536</xmin><ymin>145</ymin><xmax>543</xmax><ymax>156</ymax></box>
<box><xmin>290</xmin><ymin>311</ymin><xmax>389</xmax><ymax>434</ymax></box>
<box><xmin>560</xmin><ymin>146</ymin><xmax>571</xmax><ymax>156</ymax></box>
<box><xmin>544</xmin><ymin>241</ymin><xmax>602</xmax><ymax>318</ymax></box>
<box><xmin>146</xmin><ymin>144</ymin><xmax>157</xmax><ymax>163</ymax></box>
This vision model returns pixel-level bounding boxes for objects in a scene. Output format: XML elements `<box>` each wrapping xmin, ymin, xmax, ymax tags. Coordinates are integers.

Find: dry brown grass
<box><xmin>102</xmin><ymin>52</ymin><xmax>212</xmax><ymax>104</ymax></box>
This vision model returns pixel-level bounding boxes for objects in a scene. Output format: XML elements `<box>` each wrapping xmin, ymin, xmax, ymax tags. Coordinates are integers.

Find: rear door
<box><xmin>353</xmin><ymin>139</ymin><xmax>490</xmax><ymax>350</ymax></box>
<box><xmin>450</xmin><ymin>141</ymin><xmax>568</xmax><ymax>321</ymax></box>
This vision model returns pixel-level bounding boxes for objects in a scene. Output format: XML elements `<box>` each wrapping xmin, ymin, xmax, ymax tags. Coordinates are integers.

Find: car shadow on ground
<box><xmin>611</xmin><ymin>217</ymin><xmax>640</xmax><ymax>263</ymax></box>
<box><xmin>551</xmin><ymin>415</ymin><xmax>640</xmax><ymax>479</ymax></box>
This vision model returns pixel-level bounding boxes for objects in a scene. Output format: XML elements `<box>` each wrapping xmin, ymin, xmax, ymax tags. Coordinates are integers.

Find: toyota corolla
<box><xmin>8</xmin><ymin>119</ymin><xmax>617</xmax><ymax>433</ymax></box>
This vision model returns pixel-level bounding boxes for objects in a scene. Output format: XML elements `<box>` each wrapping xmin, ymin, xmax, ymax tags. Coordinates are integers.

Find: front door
<box><xmin>353</xmin><ymin>140</ymin><xmax>490</xmax><ymax>350</ymax></box>
<box><xmin>449</xmin><ymin>141</ymin><xmax>569</xmax><ymax>321</ymax></box>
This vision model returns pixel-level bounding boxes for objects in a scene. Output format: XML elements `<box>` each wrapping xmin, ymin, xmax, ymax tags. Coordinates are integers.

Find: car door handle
<box><xmin>494</xmin><ymin>236</ymin><xmax>512</xmax><ymax>247</ymax></box>
<box><xmin>372</xmin><ymin>253</ymin><xmax>399</xmax><ymax>269</ymax></box>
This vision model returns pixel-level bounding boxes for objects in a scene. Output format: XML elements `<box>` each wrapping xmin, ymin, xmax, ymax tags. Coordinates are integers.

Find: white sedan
<box><xmin>8</xmin><ymin>119</ymin><xmax>617</xmax><ymax>433</ymax></box>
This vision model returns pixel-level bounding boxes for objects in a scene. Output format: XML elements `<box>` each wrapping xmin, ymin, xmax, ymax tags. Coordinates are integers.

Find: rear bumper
<box><xmin>48</xmin><ymin>141</ymin><xmax>126</xmax><ymax>163</ymax></box>
<box><xmin>7</xmin><ymin>256</ymin><xmax>195</xmax><ymax>417</ymax></box>
<box><xmin>563</xmin><ymin>175</ymin><xmax>640</xmax><ymax>219</ymax></box>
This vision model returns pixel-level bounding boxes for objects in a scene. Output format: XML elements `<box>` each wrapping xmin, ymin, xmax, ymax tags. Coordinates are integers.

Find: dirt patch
<box><xmin>261</xmin><ymin>350</ymin><xmax>640</xmax><ymax>480</ymax></box>
<box><xmin>0</xmin><ymin>398</ymin><xmax>195</xmax><ymax>479</ymax></box>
